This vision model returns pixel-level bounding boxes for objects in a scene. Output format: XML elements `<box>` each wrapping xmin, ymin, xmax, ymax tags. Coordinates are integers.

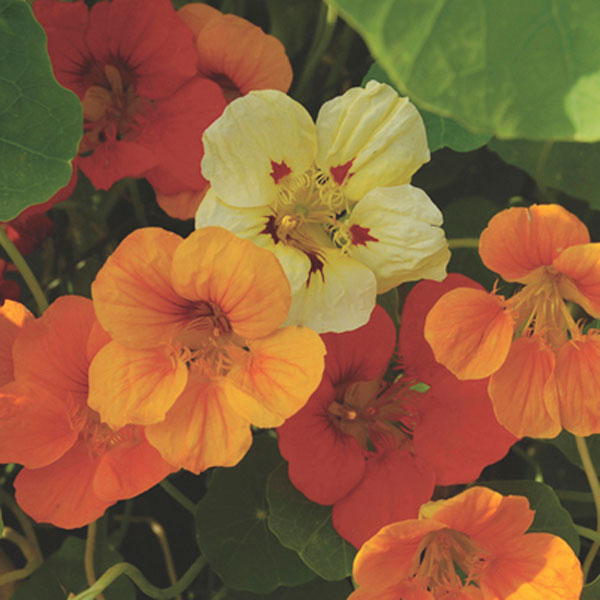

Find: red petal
<box><xmin>332</xmin><ymin>450</ymin><xmax>435</xmax><ymax>548</ymax></box>
<box><xmin>277</xmin><ymin>376</ymin><xmax>366</xmax><ymax>504</ymax></box>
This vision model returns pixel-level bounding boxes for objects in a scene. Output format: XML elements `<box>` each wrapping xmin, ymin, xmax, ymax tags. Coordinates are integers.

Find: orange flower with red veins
<box><xmin>0</xmin><ymin>297</ymin><xmax>174</xmax><ymax>528</ymax></box>
<box><xmin>350</xmin><ymin>486</ymin><xmax>582</xmax><ymax>600</ymax></box>
<box><xmin>89</xmin><ymin>227</ymin><xmax>325</xmax><ymax>473</ymax></box>
<box><xmin>425</xmin><ymin>204</ymin><xmax>600</xmax><ymax>438</ymax></box>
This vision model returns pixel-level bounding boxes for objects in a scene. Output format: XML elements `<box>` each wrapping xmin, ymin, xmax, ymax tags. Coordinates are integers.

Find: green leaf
<box><xmin>363</xmin><ymin>63</ymin><xmax>490</xmax><ymax>153</ymax></box>
<box><xmin>547</xmin><ymin>431</ymin><xmax>600</xmax><ymax>478</ymax></box>
<box><xmin>0</xmin><ymin>0</ymin><xmax>82</xmax><ymax>220</ymax></box>
<box><xmin>10</xmin><ymin>536</ymin><xmax>135</xmax><ymax>599</ymax></box>
<box><xmin>266</xmin><ymin>462</ymin><xmax>356</xmax><ymax>581</ymax></box>
<box><xmin>376</xmin><ymin>287</ymin><xmax>399</xmax><ymax>330</ymax></box>
<box><xmin>331</xmin><ymin>0</ymin><xmax>600</xmax><ymax>142</ymax></box>
<box><xmin>582</xmin><ymin>575</ymin><xmax>600</xmax><ymax>600</ymax></box>
<box><xmin>481</xmin><ymin>480</ymin><xmax>580</xmax><ymax>554</ymax></box>
<box><xmin>195</xmin><ymin>436</ymin><xmax>315</xmax><ymax>594</ymax></box>
<box><xmin>265</xmin><ymin>0</ymin><xmax>321</xmax><ymax>59</ymax></box>
<box><xmin>220</xmin><ymin>577</ymin><xmax>353</xmax><ymax>600</ymax></box>
<box><xmin>490</xmin><ymin>138</ymin><xmax>600</xmax><ymax>209</ymax></box>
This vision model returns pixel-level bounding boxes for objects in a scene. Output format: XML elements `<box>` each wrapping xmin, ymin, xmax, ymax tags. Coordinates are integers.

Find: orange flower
<box><xmin>157</xmin><ymin>3</ymin><xmax>294</xmax><ymax>220</ymax></box>
<box><xmin>425</xmin><ymin>204</ymin><xmax>600</xmax><ymax>438</ymax></box>
<box><xmin>0</xmin><ymin>296</ymin><xmax>174</xmax><ymax>528</ymax></box>
<box><xmin>350</xmin><ymin>486</ymin><xmax>582</xmax><ymax>600</ymax></box>
<box><xmin>0</xmin><ymin>300</ymin><xmax>32</xmax><ymax>386</ymax></box>
<box><xmin>89</xmin><ymin>226</ymin><xmax>325</xmax><ymax>473</ymax></box>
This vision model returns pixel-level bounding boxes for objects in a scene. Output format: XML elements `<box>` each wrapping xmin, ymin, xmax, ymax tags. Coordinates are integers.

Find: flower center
<box><xmin>327</xmin><ymin>376</ymin><xmax>418</xmax><ymax>453</ymax></box>
<box><xmin>174</xmin><ymin>300</ymin><xmax>248</xmax><ymax>379</ymax></box>
<box><xmin>507</xmin><ymin>266</ymin><xmax>581</xmax><ymax>348</ymax></box>
<box><xmin>412</xmin><ymin>528</ymin><xmax>488</xmax><ymax>595</ymax></box>
<box><xmin>80</xmin><ymin>63</ymin><xmax>152</xmax><ymax>152</ymax></box>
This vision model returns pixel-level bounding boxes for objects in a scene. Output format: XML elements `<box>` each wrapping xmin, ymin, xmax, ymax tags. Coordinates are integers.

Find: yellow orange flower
<box><xmin>350</xmin><ymin>486</ymin><xmax>582</xmax><ymax>600</ymax></box>
<box><xmin>89</xmin><ymin>226</ymin><xmax>325</xmax><ymax>473</ymax></box>
<box><xmin>425</xmin><ymin>204</ymin><xmax>600</xmax><ymax>437</ymax></box>
<box><xmin>0</xmin><ymin>296</ymin><xmax>174</xmax><ymax>528</ymax></box>
<box><xmin>0</xmin><ymin>300</ymin><xmax>32</xmax><ymax>386</ymax></box>
<box><xmin>196</xmin><ymin>82</ymin><xmax>449</xmax><ymax>333</ymax></box>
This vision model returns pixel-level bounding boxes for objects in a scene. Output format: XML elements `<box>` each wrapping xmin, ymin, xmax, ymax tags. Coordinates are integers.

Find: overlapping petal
<box><xmin>0</xmin><ymin>300</ymin><xmax>32</xmax><ymax>386</ymax></box>
<box><xmin>146</xmin><ymin>379</ymin><xmax>252</xmax><ymax>474</ymax></box>
<box><xmin>488</xmin><ymin>336</ymin><xmax>561</xmax><ymax>439</ymax></box>
<box><xmin>425</xmin><ymin>287</ymin><xmax>515</xmax><ymax>379</ymax></box>
<box><xmin>201</xmin><ymin>90</ymin><xmax>317</xmax><ymax>208</ymax></box>
<box><xmin>315</xmin><ymin>81</ymin><xmax>430</xmax><ymax>201</ymax></box>
<box><xmin>479</xmin><ymin>204</ymin><xmax>589</xmax><ymax>283</ymax></box>
<box><xmin>347</xmin><ymin>185</ymin><xmax>449</xmax><ymax>292</ymax></box>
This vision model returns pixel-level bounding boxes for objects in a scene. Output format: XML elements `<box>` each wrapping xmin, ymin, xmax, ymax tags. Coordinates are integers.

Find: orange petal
<box><xmin>171</xmin><ymin>227</ymin><xmax>291</xmax><ymax>339</ymax></box>
<box><xmin>14</xmin><ymin>441</ymin><xmax>110</xmax><ymax>529</ymax></box>
<box><xmin>0</xmin><ymin>382</ymin><xmax>77</xmax><ymax>468</ymax></box>
<box><xmin>92</xmin><ymin>228</ymin><xmax>185</xmax><ymax>348</ymax></box>
<box><xmin>555</xmin><ymin>335</ymin><xmax>600</xmax><ymax>436</ymax></box>
<box><xmin>93</xmin><ymin>435</ymin><xmax>175</xmax><ymax>503</ymax></box>
<box><xmin>12</xmin><ymin>296</ymin><xmax>95</xmax><ymax>406</ymax></box>
<box><xmin>481</xmin><ymin>533</ymin><xmax>582</xmax><ymax>600</ymax></box>
<box><xmin>424</xmin><ymin>287</ymin><xmax>514</xmax><ymax>379</ymax></box>
<box><xmin>0</xmin><ymin>300</ymin><xmax>32</xmax><ymax>386</ymax></box>
<box><xmin>479</xmin><ymin>205</ymin><xmax>589</xmax><ymax>282</ymax></box>
<box><xmin>224</xmin><ymin>326</ymin><xmax>326</xmax><ymax>427</ymax></box>
<box><xmin>146</xmin><ymin>378</ymin><xmax>252</xmax><ymax>474</ymax></box>
<box><xmin>195</xmin><ymin>14</ymin><xmax>292</xmax><ymax>97</ymax></box>
<box><xmin>88</xmin><ymin>341</ymin><xmax>188</xmax><ymax>429</ymax></box>
<box><xmin>423</xmin><ymin>486</ymin><xmax>533</xmax><ymax>550</ymax></box>
<box><xmin>177</xmin><ymin>3</ymin><xmax>221</xmax><ymax>36</ymax></box>
<box><xmin>155</xmin><ymin>187</ymin><xmax>207</xmax><ymax>220</ymax></box>
<box><xmin>554</xmin><ymin>243</ymin><xmax>600</xmax><ymax>317</ymax></box>
<box><xmin>353</xmin><ymin>519</ymin><xmax>446</xmax><ymax>592</ymax></box>
<box><xmin>488</xmin><ymin>336</ymin><xmax>561</xmax><ymax>438</ymax></box>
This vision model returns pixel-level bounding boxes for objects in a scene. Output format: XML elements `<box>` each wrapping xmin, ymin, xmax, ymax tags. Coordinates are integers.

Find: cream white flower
<box><xmin>196</xmin><ymin>81</ymin><xmax>450</xmax><ymax>333</ymax></box>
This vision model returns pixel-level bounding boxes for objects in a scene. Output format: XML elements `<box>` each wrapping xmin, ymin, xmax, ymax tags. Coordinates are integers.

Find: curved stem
<box><xmin>159</xmin><ymin>480</ymin><xmax>196</xmax><ymax>515</ymax></box>
<box><xmin>85</xmin><ymin>521</ymin><xmax>106</xmax><ymax>600</ymax></box>
<box><xmin>448</xmin><ymin>237</ymin><xmax>480</xmax><ymax>249</ymax></box>
<box><xmin>577</xmin><ymin>525</ymin><xmax>600</xmax><ymax>545</ymax></box>
<box><xmin>0</xmin><ymin>490</ymin><xmax>42</xmax><ymax>561</ymax></box>
<box><xmin>575</xmin><ymin>435</ymin><xmax>600</xmax><ymax>580</ymax></box>
<box><xmin>70</xmin><ymin>556</ymin><xmax>206</xmax><ymax>600</ymax></box>
<box><xmin>293</xmin><ymin>2</ymin><xmax>338</xmax><ymax>102</ymax></box>
<box><xmin>211</xmin><ymin>586</ymin><xmax>228</xmax><ymax>600</ymax></box>
<box><xmin>0</xmin><ymin>526</ymin><xmax>43</xmax><ymax>586</ymax></box>
<box><xmin>0</xmin><ymin>226</ymin><xmax>48</xmax><ymax>315</ymax></box>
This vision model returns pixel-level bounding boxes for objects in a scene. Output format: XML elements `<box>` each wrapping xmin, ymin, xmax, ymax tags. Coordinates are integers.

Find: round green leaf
<box><xmin>490</xmin><ymin>138</ymin><xmax>600</xmax><ymax>209</ymax></box>
<box><xmin>266</xmin><ymin>462</ymin><xmax>356</xmax><ymax>581</ymax></box>
<box><xmin>195</xmin><ymin>436</ymin><xmax>315</xmax><ymax>594</ymax></box>
<box><xmin>481</xmin><ymin>480</ymin><xmax>580</xmax><ymax>554</ymax></box>
<box><xmin>547</xmin><ymin>431</ymin><xmax>600</xmax><ymax>478</ymax></box>
<box><xmin>221</xmin><ymin>578</ymin><xmax>353</xmax><ymax>600</ymax></box>
<box><xmin>0</xmin><ymin>0</ymin><xmax>82</xmax><ymax>220</ymax></box>
<box><xmin>582</xmin><ymin>575</ymin><xmax>600</xmax><ymax>600</ymax></box>
<box><xmin>332</xmin><ymin>0</ymin><xmax>600</xmax><ymax>142</ymax></box>
<box><xmin>363</xmin><ymin>63</ymin><xmax>490</xmax><ymax>153</ymax></box>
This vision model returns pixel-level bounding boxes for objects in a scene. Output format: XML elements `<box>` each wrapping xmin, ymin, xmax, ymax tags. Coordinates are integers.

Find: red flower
<box><xmin>34</xmin><ymin>0</ymin><xmax>226</xmax><ymax>193</ymax></box>
<box><xmin>277</xmin><ymin>274</ymin><xmax>517</xmax><ymax>547</ymax></box>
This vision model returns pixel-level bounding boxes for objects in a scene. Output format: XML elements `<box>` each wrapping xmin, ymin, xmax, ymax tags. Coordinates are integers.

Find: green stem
<box><xmin>0</xmin><ymin>527</ymin><xmax>43</xmax><ymax>586</ymax></box>
<box><xmin>575</xmin><ymin>435</ymin><xmax>600</xmax><ymax>580</ymax></box>
<box><xmin>577</xmin><ymin>525</ymin><xmax>600</xmax><ymax>545</ymax></box>
<box><xmin>293</xmin><ymin>2</ymin><xmax>338</xmax><ymax>102</ymax></box>
<box><xmin>0</xmin><ymin>226</ymin><xmax>48</xmax><ymax>315</ymax></box>
<box><xmin>70</xmin><ymin>556</ymin><xmax>206</xmax><ymax>600</ymax></box>
<box><xmin>159</xmin><ymin>480</ymin><xmax>196</xmax><ymax>515</ymax></box>
<box><xmin>85</xmin><ymin>521</ymin><xmax>106</xmax><ymax>600</ymax></box>
<box><xmin>555</xmin><ymin>489</ymin><xmax>595</xmax><ymax>503</ymax></box>
<box><xmin>211</xmin><ymin>586</ymin><xmax>228</xmax><ymax>600</ymax></box>
<box><xmin>448</xmin><ymin>237</ymin><xmax>480</xmax><ymax>249</ymax></box>
<box><xmin>0</xmin><ymin>490</ymin><xmax>42</xmax><ymax>561</ymax></box>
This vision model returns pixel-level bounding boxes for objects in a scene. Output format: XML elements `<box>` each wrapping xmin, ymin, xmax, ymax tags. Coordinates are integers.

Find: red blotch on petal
<box><xmin>270</xmin><ymin>160</ymin><xmax>291</xmax><ymax>184</ymax></box>
<box><xmin>350</xmin><ymin>224</ymin><xmax>378</xmax><ymax>247</ymax></box>
<box><xmin>330</xmin><ymin>159</ymin><xmax>354</xmax><ymax>185</ymax></box>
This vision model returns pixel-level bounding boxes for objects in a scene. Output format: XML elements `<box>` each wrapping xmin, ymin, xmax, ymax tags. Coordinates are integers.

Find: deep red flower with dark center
<box><xmin>277</xmin><ymin>274</ymin><xmax>517</xmax><ymax>548</ymax></box>
<box><xmin>34</xmin><ymin>0</ymin><xmax>226</xmax><ymax>193</ymax></box>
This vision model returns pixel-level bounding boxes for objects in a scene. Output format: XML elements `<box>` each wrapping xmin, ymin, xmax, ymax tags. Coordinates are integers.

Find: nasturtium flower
<box><xmin>0</xmin><ymin>297</ymin><xmax>174</xmax><ymax>528</ymax></box>
<box><xmin>34</xmin><ymin>0</ymin><xmax>226</xmax><ymax>193</ymax></box>
<box><xmin>156</xmin><ymin>2</ymin><xmax>293</xmax><ymax>220</ymax></box>
<box><xmin>89</xmin><ymin>226</ymin><xmax>325</xmax><ymax>473</ymax></box>
<box><xmin>425</xmin><ymin>204</ymin><xmax>600</xmax><ymax>438</ymax></box>
<box><xmin>349</xmin><ymin>486</ymin><xmax>583</xmax><ymax>600</ymax></box>
<box><xmin>277</xmin><ymin>275</ymin><xmax>515</xmax><ymax>547</ymax></box>
<box><xmin>0</xmin><ymin>300</ymin><xmax>32</xmax><ymax>386</ymax></box>
<box><xmin>196</xmin><ymin>82</ymin><xmax>450</xmax><ymax>333</ymax></box>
